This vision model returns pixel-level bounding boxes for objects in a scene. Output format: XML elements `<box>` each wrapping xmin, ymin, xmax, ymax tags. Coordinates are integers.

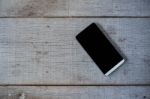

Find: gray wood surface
<box><xmin>0</xmin><ymin>0</ymin><xmax>150</xmax><ymax>98</ymax></box>
<box><xmin>0</xmin><ymin>0</ymin><xmax>69</xmax><ymax>17</ymax></box>
<box><xmin>69</xmin><ymin>0</ymin><xmax>150</xmax><ymax>17</ymax></box>
<box><xmin>0</xmin><ymin>18</ymin><xmax>150</xmax><ymax>85</ymax></box>
<box><xmin>0</xmin><ymin>86</ymin><xmax>149</xmax><ymax>99</ymax></box>
<box><xmin>0</xmin><ymin>0</ymin><xmax>150</xmax><ymax>17</ymax></box>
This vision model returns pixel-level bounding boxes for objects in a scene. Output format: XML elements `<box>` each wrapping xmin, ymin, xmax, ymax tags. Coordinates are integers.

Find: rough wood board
<box><xmin>0</xmin><ymin>18</ymin><xmax>150</xmax><ymax>85</ymax></box>
<box><xmin>0</xmin><ymin>86</ymin><xmax>149</xmax><ymax>99</ymax></box>
<box><xmin>0</xmin><ymin>0</ymin><xmax>150</xmax><ymax>17</ymax></box>
<box><xmin>0</xmin><ymin>0</ymin><xmax>69</xmax><ymax>17</ymax></box>
<box><xmin>69</xmin><ymin>0</ymin><xmax>150</xmax><ymax>17</ymax></box>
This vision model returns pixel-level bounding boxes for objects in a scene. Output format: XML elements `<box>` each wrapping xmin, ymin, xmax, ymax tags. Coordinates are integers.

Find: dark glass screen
<box><xmin>76</xmin><ymin>23</ymin><xmax>123</xmax><ymax>74</ymax></box>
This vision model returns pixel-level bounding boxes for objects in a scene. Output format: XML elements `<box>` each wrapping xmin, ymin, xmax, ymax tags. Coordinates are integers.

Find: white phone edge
<box><xmin>105</xmin><ymin>59</ymin><xmax>125</xmax><ymax>76</ymax></box>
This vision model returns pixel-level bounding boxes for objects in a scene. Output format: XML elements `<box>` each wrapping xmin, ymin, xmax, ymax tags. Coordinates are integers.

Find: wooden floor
<box><xmin>0</xmin><ymin>0</ymin><xmax>150</xmax><ymax>99</ymax></box>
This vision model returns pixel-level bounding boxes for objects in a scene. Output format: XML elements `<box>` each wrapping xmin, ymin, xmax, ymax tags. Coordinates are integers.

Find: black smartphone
<box><xmin>76</xmin><ymin>23</ymin><xmax>125</xmax><ymax>76</ymax></box>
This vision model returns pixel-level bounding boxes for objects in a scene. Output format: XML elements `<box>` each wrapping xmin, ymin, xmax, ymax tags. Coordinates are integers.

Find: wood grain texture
<box><xmin>0</xmin><ymin>0</ymin><xmax>150</xmax><ymax>17</ymax></box>
<box><xmin>0</xmin><ymin>86</ymin><xmax>149</xmax><ymax>99</ymax></box>
<box><xmin>0</xmin><ymin>18</ymin><xmax>150</xmax><ymax>85</ymax></box>
<box><xmin>0</xmin><ymin>0</ymin><xmax>69</xmax><ymax>17</ymax></box>
<box><xmin>69</xmin><ymin>0</ymin><xmax>150</xmax><ymax>17</ymax></box>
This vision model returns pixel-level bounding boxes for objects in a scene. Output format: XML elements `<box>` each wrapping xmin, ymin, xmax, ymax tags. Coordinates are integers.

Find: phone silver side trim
<box><xmin>105</xmin><ymin>59</ymin><xmax>125</xmax><ymax>76</ymax></box>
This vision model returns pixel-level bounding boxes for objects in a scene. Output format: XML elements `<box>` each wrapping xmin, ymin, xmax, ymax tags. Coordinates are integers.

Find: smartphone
<box><xmin>76</xmin><ymin>23</ymin><xmax>125</xmax><ymax>76</ymax></box>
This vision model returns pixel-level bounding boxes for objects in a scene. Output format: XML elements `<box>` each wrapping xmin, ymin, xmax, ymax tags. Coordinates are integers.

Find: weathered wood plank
<box><xmin>0</xmin><ymin>0</ymin><xmax>150</xmax><ymax>17</ymax></box>
<box><xmin>0</xmin><ymin>18</ymin><xmax>150</xmax><ymax>84</ymax></box>
<box><xmin>69</xmin><ymin>0</ymin><xmax>150</xmax><ymax>17</ymax></box>
<box><xmin>0</xmin><ymin>86</ymin><xmax>149</xmax><ymax>99</ymax></box>
<box><xmin>0</xmin><ymin>0</ymin><xmax>69</xmax><ymax>17</ymax></box>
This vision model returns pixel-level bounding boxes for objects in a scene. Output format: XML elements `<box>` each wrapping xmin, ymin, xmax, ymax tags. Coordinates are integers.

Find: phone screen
<box><xmin>76</xmin><ymin>23</ymin><xmax>125</xmax><ymax>76</ymax></box>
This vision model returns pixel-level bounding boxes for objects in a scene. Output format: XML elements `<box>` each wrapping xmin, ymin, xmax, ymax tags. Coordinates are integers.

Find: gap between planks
<box><xmin>0</xmin><ymin>16</ymin><xmax>150</xmax><ymax>18</ymax></box>
<box><xmin>0</xmin><ymin>84</ymin><xmax>150</xmax><ymax>87</ymax></box>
